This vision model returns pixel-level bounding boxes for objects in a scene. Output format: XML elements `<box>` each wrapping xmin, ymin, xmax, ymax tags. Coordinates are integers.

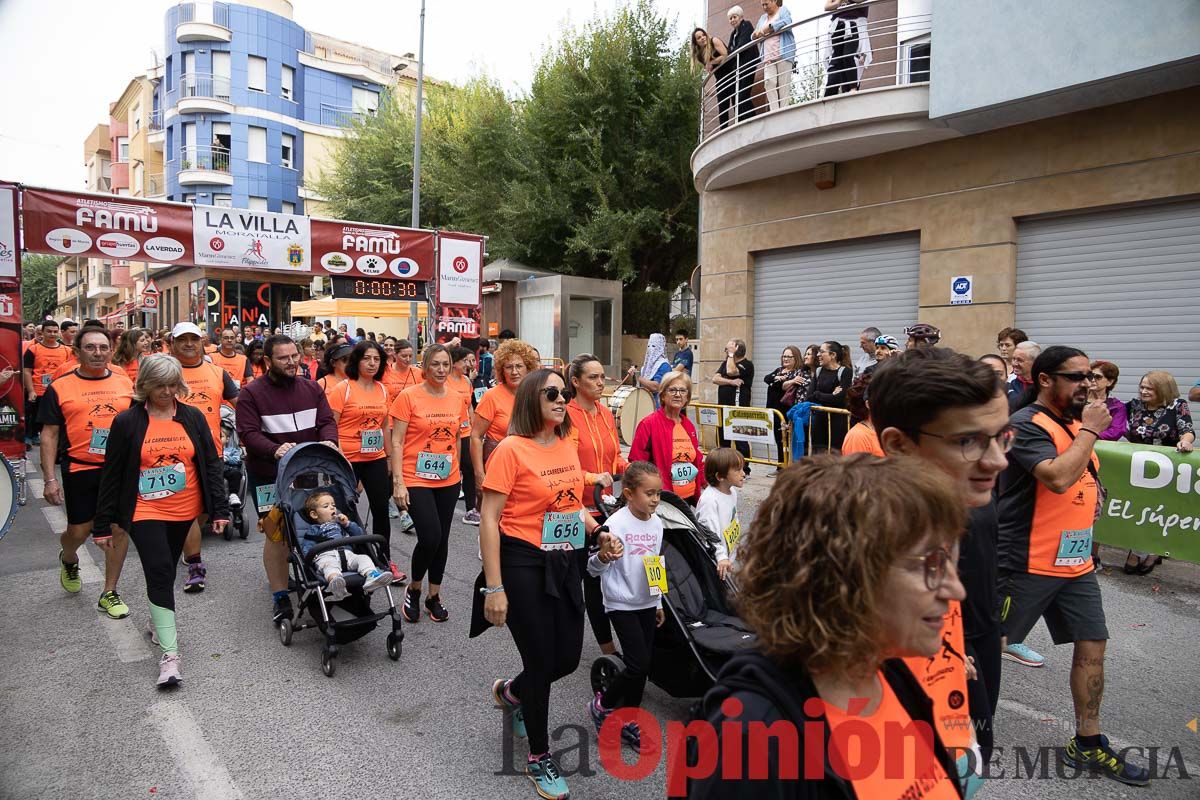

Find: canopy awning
<box><xmin>289</xmin><ymin>298</ymin><xmax>429</xmax><ymax>318</ymax></box>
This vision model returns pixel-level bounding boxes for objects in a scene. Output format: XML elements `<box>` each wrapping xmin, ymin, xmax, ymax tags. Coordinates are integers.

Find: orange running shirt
<box><xmin>50</xmin><ymin>356</ymin><xmax>79</xmax><ymax>381</ymax></box>
<box><xmin>382</xmin><ymin>363</ymin><xmax>423</xmax><ymax>397</ymax></box>
<box><xmin>476</xmin><ymin>384</ymin><xmax>517</xmax><ymax>442</ymax></box>
<box><xmin>121</xmin><ymin>359</ymin><xmax>140</xmax><ymax>386</ymax></box>
<box><xmin>210</xmin><ymin>350</ymin><xmax>251</xmax><ymax>388</ymax></box>
<box><xmin>390</xmin><ymin>384</ymin><xmax>469</xmax><ymax>488</ymax></box>
<box><xmin>180</xmin><ymin>361</ymin><xmax>237</xmax><ymax>447</ymax></box>
<box><xmin>25</xmin><ymin>342</ymin><xmax>70</xmax><ymax>396</ymax></box>
<box><xmin>482</xmin><ymin>435</ymin><xmax>587</xmax><ymax>550</ymax></box>
<box><xmin>903</xmin><ymin>601</ymin><xmax>972</xmax><ymax>750</ymax></box>
<box><xmin>567</xmin><ymin>399</ymin><xmax>627</xmax><ymax>507</ymax></box>
<box><xmin>823</xmin><ymin>672</ymin><xmax>961</xmax><ymax>800</ymax></box>
<box><xmin>39</xmin><ymin>369</ymin><xmax>134</xmax><ymax>472</ymax></box>
<box><xmin>446</xmin><ymin>373</ymin><xmax>474</xmax><ymax>438</ymax></box>
<box><xmin>134</xmin><ymin>415</ymin><xmax>203</xmax><ymax>523</ymax></box>
<box><xmin>328</xmin><ymin>379</ymin><xmax>390</xmax><ymax>462</ymax></box>
<box><xmin>842</xmin><ymin>422</ymin><xmax>885</xmax><ymax>457</ymax></box>
<box><xmin>670</xmin><ymin>422</ymin><xmax>699</xmax><ymax>499</ymax></box>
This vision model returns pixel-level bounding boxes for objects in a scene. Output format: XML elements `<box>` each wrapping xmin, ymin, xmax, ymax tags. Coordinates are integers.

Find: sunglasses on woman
<box><xmin>540</xmin><ymin>387</ymin><xmax>573</xmax><ymax>403</ymax></box>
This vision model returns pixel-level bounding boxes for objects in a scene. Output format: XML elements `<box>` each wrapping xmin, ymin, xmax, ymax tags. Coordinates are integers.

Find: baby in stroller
<box><xmin>300</xmin><ymin>491</ymin><xmax>394</xmax><ymax>600</ymax></box>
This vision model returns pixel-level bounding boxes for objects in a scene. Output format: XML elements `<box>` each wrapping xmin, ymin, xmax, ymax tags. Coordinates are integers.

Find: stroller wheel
<box><xmin>387</xmin><ymin>632</ymin><xmax>402</xmax><ymax>661</ymax></box>
<box><xmin>321</xmin><ymin>647</ymin><xmax>336</xmax><ymax>677</ymax></box>
<box><xmin>223</xmin><ymin>522</ymin><xmax>234</xmax><ymax>541</ymax></box>
<box><xmin>278</xmin><ymin>618</ymin><xmax>293</xmax><ymax>647</ymax></box>
<box><xmin>590</xmin><ymin>653</ymin><xmax>625</xmax><ymax>695</ymax></box>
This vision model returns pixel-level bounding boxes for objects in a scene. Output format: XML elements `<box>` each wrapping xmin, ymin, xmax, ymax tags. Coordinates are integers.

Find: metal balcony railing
<box><xmin>177</xmin><ymin>2</ymin><xmax>230</xmax><ymax>29</ymax></box>
<box><xmin>320</xmin><ymin>103</ymin><xmax>367</xmax><ymax>128</ymax></box>
<box><xmin>149</xmin><ymin>109</ymin><xmax>163</xmax><ymax>131</ymax></box>
<box><xmin>174</xmin><ymin>71</ymin><xmax>232</xmax><ymax>104</ymax></box>
<box><xmin>94</xmin><ymin>269</ymin><xmax>112</xmax><ymax>287</ymax></box>
<box><xmin>696</xmin><ymin>0</ymin><xmax>931</xmax><ymax>143</ymax></box>
<box><xmin>178</xmin><ymin>145</ymin><xmax>231</xmax><ymax>173</ymax></box>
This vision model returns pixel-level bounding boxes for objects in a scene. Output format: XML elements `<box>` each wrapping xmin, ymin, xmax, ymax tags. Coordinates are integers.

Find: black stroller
<box><xmin>218</xmin><ymin>405</ymin><xmax>249</xmax><ymax>541</ymax></box>
<box><xmin>273</xmin><ymin>442</ymin><xmax>403</xmax><ymax>677</ymax></box>
<box><xmin>589</xmin><ymin>480</ymin><xmax>756</xmax><ymax>699</ymax></box>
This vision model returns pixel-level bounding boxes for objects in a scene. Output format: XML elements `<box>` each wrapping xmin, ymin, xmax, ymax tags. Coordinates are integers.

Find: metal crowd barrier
<box><xmin>686</xmin><ymin>402</ymin><xmax>791</xmax><ymax>469</ymax></box>
<box><xmin>805</xmin><ymin>405</ymin><xmax>853</xmax><ymax>456</ymax></box>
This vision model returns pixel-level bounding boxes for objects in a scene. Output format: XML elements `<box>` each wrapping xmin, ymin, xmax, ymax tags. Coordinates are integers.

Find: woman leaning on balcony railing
<box><xmin>691</xmin><ymin>27</ymin><xmax>737</xmax><ymax>130</ymax></box>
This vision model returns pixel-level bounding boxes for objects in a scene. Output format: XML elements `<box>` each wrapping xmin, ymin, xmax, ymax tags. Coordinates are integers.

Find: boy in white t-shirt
<box><xmin>586</xmin><ymin>461</ymin><xmax>665</xmax><ymax>754</ymax></box>
<box><xmin>695</xmin><ymin>447</ymin><xmax>745</xmax><ymax>579</ymax></box>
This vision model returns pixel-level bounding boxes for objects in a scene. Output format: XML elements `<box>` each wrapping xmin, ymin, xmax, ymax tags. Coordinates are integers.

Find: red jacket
<box><xmin>629</xmin><ymin>408</ymin><xmax>706</xmax><ymax>500</ymax></box>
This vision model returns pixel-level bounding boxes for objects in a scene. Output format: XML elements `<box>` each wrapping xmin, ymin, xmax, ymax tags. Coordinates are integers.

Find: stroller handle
<box><xmin>305</xmin><ymin>534</ymin><xmax>388</xmax><ymax>559</ymax></box>
<box><xmin>592</xmin><ymin>472</ymin><xmax>623</xmax><ymax>523</ymax></box>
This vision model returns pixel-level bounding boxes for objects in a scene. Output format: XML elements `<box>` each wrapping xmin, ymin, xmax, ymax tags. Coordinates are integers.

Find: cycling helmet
<box><xmin>903</xmin><ymin>323</ymin><xmax>941</xmax><ymax>345</ymax></box>
<box><xmin>873</xmin><ymin>335</ymin><xmax>900</xmax><ymax>351</ymax></box>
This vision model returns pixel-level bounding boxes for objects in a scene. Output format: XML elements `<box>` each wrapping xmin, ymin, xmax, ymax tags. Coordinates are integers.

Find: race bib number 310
<box><xmin>643</xmin><ymin>555</ymin><xmax>667</xmax><ymax>596</ymax></box>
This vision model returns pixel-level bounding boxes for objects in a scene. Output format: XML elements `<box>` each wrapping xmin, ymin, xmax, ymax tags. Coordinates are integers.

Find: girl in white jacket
<box><xmin>586</xmin><ymin>461</ymin><xmax>665</xmax><ymax>753</ymax></box>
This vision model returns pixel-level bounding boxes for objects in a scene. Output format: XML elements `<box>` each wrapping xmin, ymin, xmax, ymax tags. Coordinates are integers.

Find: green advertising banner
<box><xmin>1094</xmin><ymin>441</ymin><xmax>1200</xmax><ymax>564</ymax></box>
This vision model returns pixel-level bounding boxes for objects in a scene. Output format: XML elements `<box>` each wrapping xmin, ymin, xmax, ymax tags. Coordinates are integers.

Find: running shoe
<box><xmin>402</xmin><ymin>587</ymin><xmax>421</xmax><ymax>623</ymax></box>
<box><xmin>97</xmin><ymin>590</ymin><xmax>130</xmax><ymax>619</ymax></box>
<box><xmin>388</xmin><ymin>501</ymin><xmax>400</xmax><ymax>519</ymax></box>
<box><xmin>425</xmin><ymin>594</ymin><xmax>448</xmax><ymax>623</ymax></box>
<box><xmin>1002</xmin><ymin>642</ymin><xmax>1045</xmax><ymax>668</ymax></box>
<box><xmin>59</xmin><ymin>551</ymin><xmax>82</xmax><ymax>594</ymax></box>
<box><xmin>364</xmin><ymin>569</ymin><xmax>394</xmax><ymax>593</ymax></box>
<box><xmin>326</xmin><ymin>573</ymin><xmax>348</xmax><ymax>601</ymax></box>
<box><xmin>492</xmin><ymin>678</ymin><xmax>527</xmax><ymax>739</ymax></box>
<box><xmin>463</xmin><ymin>509</ymin><xmax>481</xmax><ymax>526</ymax></box>
<box><xmin>1061</xmin><ymin>734</ymin><xmax>1150</xmax><ymax>786</ymax></box>
<box><xmin>622</xmin><ymin>721</ymin><xmax>646</xmax><ymax>753</ymax></box>
<box><xmin>272</xmin><ymin>595</ymin><xmax>294</xmax><ymax>625</ymax></box>
<box><xmin>156</xmin><ymin>652</ymin><xmax>182</xmax><ymax>688</ymax></box>
<box><xmin>399</xmin><ymin>510</ymin><xmax>415</xmax><ymax>534</ymax></box>
<box><xmin>183</xmin><ymin>561</ymin><xmax>206</xmax><ymax>593</ymax></box>
<box><xmin>588</xmin><ymin>692</ymin><xmax>610</xmax><ymax>737</ymax></box>
<box><xmin>388</xmin><ymin>561</ymin><xmax>407</xmax><ymax>582</ymax></box>
<box><xmin>228</xmin><ymin>492</ymin><xmax>242</xmax><ymax>509</ymax></box>
<box><xmin>526</xmin><ymin>753</ymin><xmax>569</xmax><ymax>800</ymax></box>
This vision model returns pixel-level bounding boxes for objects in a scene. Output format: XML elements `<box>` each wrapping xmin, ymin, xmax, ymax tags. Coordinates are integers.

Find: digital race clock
<box><xmin>330</xmin><ymin>276</ymin><xmax>428</xmax><ymax>301</ymax></box>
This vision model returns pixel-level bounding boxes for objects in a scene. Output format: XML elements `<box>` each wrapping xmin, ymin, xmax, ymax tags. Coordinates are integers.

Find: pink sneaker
<box><xmin>156</xmin><ymin>652</ymin><xmax>182</xmax><ymax>688</ymax></box>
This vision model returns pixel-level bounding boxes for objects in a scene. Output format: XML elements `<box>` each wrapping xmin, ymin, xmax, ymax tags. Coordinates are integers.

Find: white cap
<box><xmin>171</xmin><ymin>322</ymin><xmax>203</xmax><ymax>339</ymax></box>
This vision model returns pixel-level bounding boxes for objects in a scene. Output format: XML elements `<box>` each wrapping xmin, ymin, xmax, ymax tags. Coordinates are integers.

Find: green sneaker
<box><xmin>59</xmin><ymin>551</ymin><xmax>82</xmax><ymax>594</ymax></box>
<box><xmin>526</xmin><ymin>753</ymin><xmax>568</xmax><ymax>800</ymax></box>
<box><xmin>1062</xmin><ymin>734</ymin><xmax>1150</xmax><ymax>786</ymax></box>
<box><xmin>97</xmin><ymin>590</ymin><xmax>130</xmax><ymax>620</ymax></box>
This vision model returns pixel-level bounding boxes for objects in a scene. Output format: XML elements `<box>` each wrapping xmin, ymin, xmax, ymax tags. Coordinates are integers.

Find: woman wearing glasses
<box><xmin>688</xmin><ymin>454</ymin><xmax>967</xmax><ymax>797</ymax></box>
<box><xmin>474</xmin><ymin>368</ymin><xmax>619</xmax><ymax>800</ymax></box>
<box><xmin>629</xmin><ymin>371</ymin><xmax>706</xmax><ymax>504</ymax></box>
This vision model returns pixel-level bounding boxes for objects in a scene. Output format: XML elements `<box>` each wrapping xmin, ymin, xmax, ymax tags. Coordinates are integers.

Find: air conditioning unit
<box><xmin>309</xmin><ymin>276</ymin><xmax>327</xmax><ymax>297</ymax></box>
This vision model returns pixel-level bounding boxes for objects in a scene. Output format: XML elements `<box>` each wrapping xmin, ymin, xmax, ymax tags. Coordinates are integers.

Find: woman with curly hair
<box><xmin>688</xmin><ymin>454</ymin><xmax>968</xmax><ymax>798</ymax></box>
<box><xmin>112</xmin><ymin>327</ymin><xmax>153</xmax><ymax>384</ymax></box>
<box><xmin>470</xmin><ymin>338</ymin><xmax>541</xmax><ymax>492</ymax></box>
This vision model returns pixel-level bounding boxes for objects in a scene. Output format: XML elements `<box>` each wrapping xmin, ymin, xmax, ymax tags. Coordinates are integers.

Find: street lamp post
<box><xmin>411</xmin><ymin>0</ymin><xmax>426</xmax><ymax>229</ymax></box>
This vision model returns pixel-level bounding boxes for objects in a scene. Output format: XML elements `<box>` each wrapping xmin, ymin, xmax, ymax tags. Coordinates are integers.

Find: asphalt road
<box><xmin>1</xmin><ymin>454</ymin><xmax>1197</xmax><ymax>800</ymax></box>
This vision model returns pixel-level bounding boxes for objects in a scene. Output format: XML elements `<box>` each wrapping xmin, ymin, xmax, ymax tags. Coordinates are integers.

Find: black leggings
<box><xmin>601</xmin><ymin>608</ymin><xmax>658</xmax><ymax>710</ymax></box>
<box><xmin>578</xmin><ymin>546</ymin><xmax>613</xmax><ymax>648</ymax></box>
<box><xmin>407</xmin><ymin>483</ymin><xmax>459</xmax><ymax>585</ymax></box>
<box><xmin>128</xmin><ymin>519</ymin><xmax>193</xmax><ymax>611</ymax></box>
<box><xmin>352</xmin><ymin>459</ymin><xmax>392</xmax><ymax>546</ymax></box>
<box><xmin>965</xmin><ymin>630</ymin><xmax>1002</xmax><ymax>762</ymax></box>
<box><xmin>459</xmin><ymin>438</ymin><xmax>476</xmax><ymax>512</ymax></box>
<box><xmin>505</xmin><ymin>562</ymin><xmax>584</xmax><ymax>755</ymax></box>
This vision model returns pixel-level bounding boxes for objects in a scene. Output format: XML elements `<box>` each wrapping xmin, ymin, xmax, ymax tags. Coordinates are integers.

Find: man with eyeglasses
<box><xmin>236</xmin><ymin>335</ymin><xmax>338</xmax><ymax>625</ymax></box>
<box><xmin>997</xmin><ymin>345</ymin><xmax>1148</xmax><ymax>786</ymax></box>
<box><xmin>38</xmin><ymin>325</ymin><xmax>135</xmax><ymax>619</ymax></box>
<box><xmin>872</xmin><ymin>347</ymin><xmax>1011</xmax><ymax>770</ymax></box>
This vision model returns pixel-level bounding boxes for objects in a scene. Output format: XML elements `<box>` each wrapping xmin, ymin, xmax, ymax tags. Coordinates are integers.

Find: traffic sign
<box><xmin>143</xmin><ymin>279</ymin><xmax>160</xmax><ymax>295</ymax></box>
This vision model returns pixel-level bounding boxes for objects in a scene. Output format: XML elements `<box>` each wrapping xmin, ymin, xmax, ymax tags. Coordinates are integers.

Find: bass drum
<box><xmin>605</xmin><ymin>385</ymin><xmax>656</xmax><ymax>446</ymax></box>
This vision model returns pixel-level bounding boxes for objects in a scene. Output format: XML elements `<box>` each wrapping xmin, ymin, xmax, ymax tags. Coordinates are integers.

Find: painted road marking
<box><xmin>150</xmin><ymin>701</ymin><xmax>245</xmax><ymax>800</ymax></box>
<box><xmin>40</xmin><ymin>506</ymin><xmax>102</xmax><ymax>585</ymax></box>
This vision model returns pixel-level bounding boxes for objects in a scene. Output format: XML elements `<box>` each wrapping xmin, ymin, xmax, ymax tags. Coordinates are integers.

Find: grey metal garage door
<box><xmin>1016</xmin><ymin>201</ymin><xmax>1200</xmax><ymax>394</ymax></box>
<box><xmin>751</xmin><ymin>233</ymin><xmax>921</xmax><ymax>409</ymax></box>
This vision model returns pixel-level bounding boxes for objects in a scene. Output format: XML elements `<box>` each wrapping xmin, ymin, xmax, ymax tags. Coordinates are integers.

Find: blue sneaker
<box><xmin>621</xmin><ymin>721</ymin><xmax>643</xmax><ymax>753</ymax></box>
<box><xmin>1062</xmin><ymin>734</ymin><xmax>1150</xmax><ymax>786</ymax></box>
<box><xmin>492</xmin><ymin>678</ymin><xmax>527</xmax><ymax>739</ymax></box>
<box><xmin>588</xmin><ymin>692</ymin><xmax>609</xmax><ymax>737</ymax></box>
<box><xmin>1002</xmin><ymin>642</ymin><xmax>1045</xmax><ymax>668</ymax></box>
<box><xmin>526</xmin><ymin>753</ymin><xmax>569</xmax><ymax>800</ymax></box>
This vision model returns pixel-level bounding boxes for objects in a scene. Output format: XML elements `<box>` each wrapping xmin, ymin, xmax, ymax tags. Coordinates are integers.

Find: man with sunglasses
<box><xmin>871</xmin><ymin>347</ymin><xmax>1011</xmax><ymax>769</ymax></box>
<box><xmin>998</xmin><ymin>345</ymin><xmax>1148</xmax><ymax>786</ymax></box>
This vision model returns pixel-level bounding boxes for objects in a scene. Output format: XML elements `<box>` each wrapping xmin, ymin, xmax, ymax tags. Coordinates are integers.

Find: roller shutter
<box><xmin>751</xmin><ymin>233</ymin><xmax>920</xmax><ymax>409</ymax></box>
<box><xmin>1016</xmin><ymin>201</ymin><xmax>1200</xmax><ymax>392</ymax></box>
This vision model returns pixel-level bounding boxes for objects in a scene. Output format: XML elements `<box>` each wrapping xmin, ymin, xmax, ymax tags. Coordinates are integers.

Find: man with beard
<box><xmin>236</xmin><ymin>335</ymin><xmax>337</xmax><ymax>625</ymax></box>
<box><xmin>998</xmin><ymin>345</ymin><xmax>1148</xmax><ymax>786</ymax></box>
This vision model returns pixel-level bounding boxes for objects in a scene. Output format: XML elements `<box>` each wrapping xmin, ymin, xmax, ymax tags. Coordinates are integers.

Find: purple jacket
<box><xmin>1099</xmin><ymin>396</ymin><xmax>1128</xmax><ymax>441</ymax></box>
<box><xmin>235</xmin><ymin>373</ymin><xmax>337</xmax><ymax>479</ymax></box>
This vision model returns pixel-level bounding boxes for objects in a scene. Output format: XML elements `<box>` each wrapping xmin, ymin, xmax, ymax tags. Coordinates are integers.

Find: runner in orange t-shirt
<box><xmin>448</xmin><ymin>346</ymin><xmax>480</xmax><ymax>525</ymax></box>
<box><xmin>329</xmin><ymin>340</ymin><xmax>396</xmax><ymax>564</ymax></box>
<box><xmin>477</xmin><ymin>368</ymin><xmax>621</xmax><ymax>797</ymax></box>
<box><xmin>390</xmin><ymin>344</ymin><xmax>470</xmax><ymax>624</ymax></box>
<box><xmin>470</xmin><ymin>338</ymin><xmax>541</xmax><ymax>506</ymax></box>
<box><xmin>23</xmin><ymin>320</ymin><xmax>69</xmax><ymax>443</ymax></box>
<box><xmin>210</xmin><ymin>327</ymin><xmax>253</xmax><ymax>388</ymax></box>
<box><xmin>113</xmin><ymin>327</ymin><xmax>153</xmax><ymax>387</ymax></box>
<box><xmin>382</xmin><ymin>337</ymin><xmax>423</xmax><ymax>397</ymax></box>
<box><xmin>316</xmin><ymin>342</ymin><xmax>352</xmax><ymax>395</ymax></box>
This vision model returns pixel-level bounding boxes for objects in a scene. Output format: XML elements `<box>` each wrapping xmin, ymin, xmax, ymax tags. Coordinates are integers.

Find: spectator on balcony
<box><xmin>692</xmin><ymin>28</ymin><xmax>737</xmax><ymax>130</ymax></box>
<box><xmin>753</xmin><ymin>0</ymin><xmax>795</xmax><ymax>112</ymax></box>
<box><xmin>727</xmin><ymin>6</ymin><xmax>760</xmax><ymax>123</ymax></box>
<box><xmin>824</xmin><ymin>0</ymin><xmax>873</xmax><ymax>96</ymax></box>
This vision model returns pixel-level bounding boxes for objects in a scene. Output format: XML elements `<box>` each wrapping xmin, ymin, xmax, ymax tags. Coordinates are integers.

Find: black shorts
<box><xmin>999</xmin><ymin>569</ymin><xmax>1109</xmax><ymax>645</ymax></box>
<box><xmin>62</xmin><ymin>467</ymin><xmax>102</xmax><ymax>526</ymax></box>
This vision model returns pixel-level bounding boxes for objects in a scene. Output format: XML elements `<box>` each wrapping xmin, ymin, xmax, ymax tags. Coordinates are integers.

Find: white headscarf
<box><xmin>641</xmin><ymin>333</ymin><xmax>669</xmax><ymax>379</ymax></box>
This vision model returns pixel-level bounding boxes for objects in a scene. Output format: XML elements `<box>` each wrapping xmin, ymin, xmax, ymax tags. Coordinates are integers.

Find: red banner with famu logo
<box><xmin>22</xmin><ymin>188</ymin><xmax>194</xmax><ymax>264</ymax></box>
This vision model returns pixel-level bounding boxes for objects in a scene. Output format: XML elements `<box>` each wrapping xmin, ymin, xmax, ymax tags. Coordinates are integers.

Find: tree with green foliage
<box><xmin>318</xmin><ymin>0</ymin><xmax>699</xmax><ymax>291</ymax></box>
<box><xmin>20</xmin><ymin>254</ymin><xmax>61</xmax><ymax>321</ymax></box>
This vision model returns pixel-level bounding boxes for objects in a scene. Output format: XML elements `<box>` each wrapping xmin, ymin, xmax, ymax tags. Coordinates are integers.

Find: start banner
<box><xmin>310</xmin><ymin>219</ymin><xmax>434</xmax><ymax>281</ymax></box>
<box><xmin>192</xmin><ymin>204</ymin><xmax>310</xmax><ymax>272</ymax></box>
<box><xmin>1095</xmin><ymin>441</ymin><xmax>1200</xmax><ymax>564</ymax></box>
<box><xmin>22</xmin><ymin>188</ymin><xmax>194</xmax><ymax>264</ymax></box>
